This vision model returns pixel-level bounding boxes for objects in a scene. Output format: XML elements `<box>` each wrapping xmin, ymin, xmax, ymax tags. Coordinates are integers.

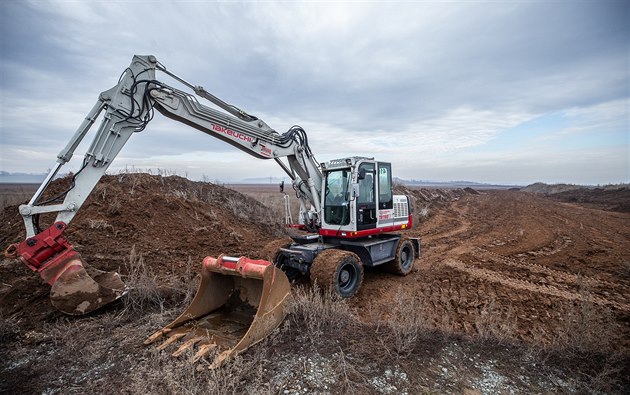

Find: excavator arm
<box><xmin>19</xmin><ymin>55</ymin><xmax>322</xmax><ymax>239</ymax></box>
<box><xmin>5</xmin><ymin>55</ymin><xmax>318</xmax><ymax>316</ymax></box>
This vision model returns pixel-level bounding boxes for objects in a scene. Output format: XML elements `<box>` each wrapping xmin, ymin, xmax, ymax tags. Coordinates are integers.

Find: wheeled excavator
<box><xmin>5</xmin><ymin>55</ymin><xmax>420</xmax><ymax>367</ymax></box>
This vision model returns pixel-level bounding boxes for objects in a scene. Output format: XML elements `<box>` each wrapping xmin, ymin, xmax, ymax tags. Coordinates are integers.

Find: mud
<box><xmin>259</xmin><ymin>237</ymin><xmax>293</xmax><ymax>262</ymax></box>
<box><xmin>309</xmin><ymin>249</ymin><xmax>364</xmax><ymax>298</ymax></box>
<box><xmin>310</xmin><ymin>249</ymin><xmax>349</xmax><ymax>289</ymax></box>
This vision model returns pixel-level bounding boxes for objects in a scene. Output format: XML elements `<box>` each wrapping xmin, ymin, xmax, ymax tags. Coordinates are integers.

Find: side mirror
<box><xmin>358</xmin><ymin>168</ymin><xmax>366</xmax><ymax>180</ymax></box>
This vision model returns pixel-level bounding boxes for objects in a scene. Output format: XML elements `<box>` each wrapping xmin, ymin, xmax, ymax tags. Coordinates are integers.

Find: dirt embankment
<box><xmin>0</xmin><ymin>173</ymin><xmax>284</xmax><ymax>322</ymax></box>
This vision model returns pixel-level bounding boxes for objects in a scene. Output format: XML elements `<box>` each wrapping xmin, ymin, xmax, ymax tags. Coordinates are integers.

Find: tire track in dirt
<box><xmin>444</xmin><ymin>258</ymin><xmax>630</xmax><ymax>312</ymax></box>
<box><xmin>419</xmin><ymin>199</ymin><xmax>475</xmax><ymax>258</ymax></box>
<box><xmin>477</xmin><ymin>247</ymin><xmax>622</xmax><ymax>290</ymax></box>
<box><xmin>350</xmin><ymin>189</ymin><xmax>630</xmax><ymax>347</ymax></box>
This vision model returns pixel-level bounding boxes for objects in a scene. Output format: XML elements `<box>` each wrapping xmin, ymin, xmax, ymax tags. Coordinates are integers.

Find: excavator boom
<box><xmin>4</xmin><ymin>55</ymin><xmax>305</xmax><ymax>363</ymax></box>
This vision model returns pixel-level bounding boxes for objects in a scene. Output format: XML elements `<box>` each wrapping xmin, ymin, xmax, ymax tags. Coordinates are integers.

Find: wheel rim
<box><xmin>338</xmin><ymin>262</ymin><xmax>358</xmax><ymax>293</ymax></box>
<box><xmin>400</xmin><ymin>244</ymin><xmax>413</xmax><ymax>271</ymax></box>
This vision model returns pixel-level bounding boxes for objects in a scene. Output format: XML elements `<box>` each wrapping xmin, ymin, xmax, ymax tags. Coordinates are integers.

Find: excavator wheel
<box><xmin>310</xmin><ymin>249</ymin><xmax>363</xmax><ymax>298</ymax></box>
<box><xmin>382</xmin><ymin>237</ymin><xmax>415</xmax><ymax>276</ymax></box>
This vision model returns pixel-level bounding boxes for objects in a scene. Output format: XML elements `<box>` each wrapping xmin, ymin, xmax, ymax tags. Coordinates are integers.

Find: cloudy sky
<box><xmin>0</xmin><ymin>1</ymin><xmax>628</xmax><ymax>185</ymax></box>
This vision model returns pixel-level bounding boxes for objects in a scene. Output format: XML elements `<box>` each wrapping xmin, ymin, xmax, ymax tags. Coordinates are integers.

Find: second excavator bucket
<box><xmin>47</xmin><ymin>252</ymin><xmax>126</xmax><ymax>314</ymax></box>
<box><xmin>4</xmin><ymin>222</ymin><xmax>126</xmax><ymax>315</ymax></box>
<box><xmin>144</xmin><ymin>255</ymin><xmax>291</xmax><ymax>368</ymax></box>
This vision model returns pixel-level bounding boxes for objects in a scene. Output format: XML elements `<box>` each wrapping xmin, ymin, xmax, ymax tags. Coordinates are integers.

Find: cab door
<box><xmin>356</xmin><ymin>162</ymin><xmax>376</xmax><ymax>230</ymax></box>
<box><xmin>376</xmin><ymin>162</ymin><xmax>394</xmax><ymax>228</ymax></box>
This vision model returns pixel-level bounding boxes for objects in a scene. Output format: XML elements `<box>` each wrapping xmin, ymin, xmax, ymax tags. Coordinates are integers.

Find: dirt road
<box><xmin>353</xmin><ymin>190</ymin><xmax>630</xmax><ymax>347</ymax></box>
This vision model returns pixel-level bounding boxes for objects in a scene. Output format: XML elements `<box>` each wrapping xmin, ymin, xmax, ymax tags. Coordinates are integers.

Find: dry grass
<box><xmin>287</xmin><ymin>283</ymin><xmax>356</xmax><ymax>343</ymax></box>
<box><xmin>0</xmin><ymin>316</ymin><xmax>21</xmax><ymax>342</ymax></box>
<box><xmin>88</xmin><ymin>219</ymin><xmax>113</xmax><ymax>230</ymax></box>
<box><xmin>474</xmin><ymin>297</ymin><xmax>516</xmax><ymax>344</ymax></box>
<box><xmin>1</xmin><ymin>276</ymin><xmax>628</xmax><ymax>394</ymax></box>
<box><xmin>550</xmin><ymin>283</ymin><xmax>618</xmax><ymax>355</ymax></box>
<box><xmin>121</xmin><ymin>245</ymin><xmax>165</xmax><ymax>314</ymax></box>
<box><xmin>382</xmin><ymin>289</ymin><xmax>428</xmax><ymax>358</ymax></box>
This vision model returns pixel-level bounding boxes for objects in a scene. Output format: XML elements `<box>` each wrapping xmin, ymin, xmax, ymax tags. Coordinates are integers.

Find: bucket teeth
<box><xmin>156</xmin><ymin>333</ymin><xmax>186</xmax><ymax>351</ymax></box>
<box><xmin>144</xmin><ymin>328</ymin><xmax>171</xmax><ymax>345</ymax></box>
<box><xmin>144</xmin><ymin>255</ymin><xmax>291</xmax><ymax>368</ymax></box>
<box><xmin>172</xmin><ymin>336</ymin><xmax>204</xmax><ymax>357</ymax></box>
<box><xmin>193</xmin><ymin>343</ymin><xmax>217</xmax><ymax>362</ymax></box>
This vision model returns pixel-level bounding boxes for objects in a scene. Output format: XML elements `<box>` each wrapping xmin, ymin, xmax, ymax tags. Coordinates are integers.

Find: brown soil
<box><xmin>352</xmin><ymin>190</ymin><xmax>630</xmax><ymax>348</ymax></box>
<box><xmin>522</xmin><ymin>183</ymin><xmax>630</xmax><ymax>212</ymax></box>
<box><xmin>0</xmin><ymin>174</ymin><xmax>283</xmax><ymax>325</ymax></box>
<box><xmin>310</xmin><ymin>249</ymin><xmax>363</xmax><ymax>295</ymax></box>
<box><xmin>1</xmin><ymin>174</ymin><xmax>629</xmax><ymax>393</ymax></box>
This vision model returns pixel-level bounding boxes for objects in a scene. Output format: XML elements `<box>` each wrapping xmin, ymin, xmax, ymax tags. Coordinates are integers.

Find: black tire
<box><xmin>310</xmin><ymin>249</ymin><xmax>364</xmax><ymax>298</ymax></box>
<box><xmin>383</xmin><ymin>238</ymin><xmax>415</xmax><ymax>275</ymax></box>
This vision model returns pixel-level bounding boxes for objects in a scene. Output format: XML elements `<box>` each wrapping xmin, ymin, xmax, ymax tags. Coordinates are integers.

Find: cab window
<box><xmin>324</xmin><ymin>169</ymin><xmax>350</xmax><ymax>225</ymax></box>
<box><xmin>378</xmin><ymin>163</ymin><xmax>393</xmax><ymax>209</ymax></box>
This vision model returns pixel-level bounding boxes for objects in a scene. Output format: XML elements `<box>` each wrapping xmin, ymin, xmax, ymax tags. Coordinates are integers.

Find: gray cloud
<box><xmin>1</xmin><ymin>0</ymin><xmax>627</xmax><ymax>184</ymax></box>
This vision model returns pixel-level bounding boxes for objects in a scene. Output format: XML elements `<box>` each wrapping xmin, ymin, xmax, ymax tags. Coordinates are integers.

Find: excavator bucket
<box><xmin>4</xmin><ymin>222</ymin><xmax>126</xmax><ymax>315</ymax></box>
<box><xmin>47</xmin><ymin>252</ymin><xmax>126</xmax><ymax>314</ymax></box>
<box><xmin>144</xmin><ymin>255</ymin><xmax>291</xmax><ymax>368</ymax></box>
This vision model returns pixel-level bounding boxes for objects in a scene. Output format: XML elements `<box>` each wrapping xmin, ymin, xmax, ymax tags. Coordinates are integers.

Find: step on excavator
<box><xmin>5</xmin><ymin>55</ymin><xmax>420</xmax><ymax>367</ymax></box>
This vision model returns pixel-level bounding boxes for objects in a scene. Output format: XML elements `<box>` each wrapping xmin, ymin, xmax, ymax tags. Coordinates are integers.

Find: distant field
<box><xmin>0</xmin><ymin>183</ymin><xmax>37</xmax><ymax>209</ymax></box>
<box><xmin>0</xmin><ymin>183</ymin><xmax>282</xmax><ymax>210</ymax></box>
<box><xmin>228</xmin><ymin>183</ymin><xmax>300</xmax><ymax>222</ymax></box>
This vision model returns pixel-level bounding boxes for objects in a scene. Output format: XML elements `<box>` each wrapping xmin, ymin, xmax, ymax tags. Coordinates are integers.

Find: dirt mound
<box><xmin>521</xmin><ymin>182</ymin><xmax>584</xmax><ymax>194</ymax></box>
<box><xmin>521</xmin><ymin>183</ymin><xmax>630</xmax><ymax>212</ymax></box>
<box><xmin>394</xmin><ymin>185</ymin><xmax>478</xmax><ymax>222</ymax></box>
<box><xmin>546</xmin><ymin>187</ymin><xmax>630</xmax><ymax>212</ymax></box>
<box><xmin>0</xmin><ymin>173</ymin><xmax>285</xmax><ymax>321</ymax></box>
<box><xmin>463</xmin><ymin>187</ymin><xmax>480</xmax><ymax>195</ymax></box>
<box><xmin>395</xmin><ymin>185</ymin><xmax>479</xmax><ymax>204</ymax></box>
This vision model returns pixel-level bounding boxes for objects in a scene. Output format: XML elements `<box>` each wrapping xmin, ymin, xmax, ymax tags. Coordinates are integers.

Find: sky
<box><xmin>0</xmin><ymin>0</ymin><xmax>628</xmax><ymax>185</ymax></box>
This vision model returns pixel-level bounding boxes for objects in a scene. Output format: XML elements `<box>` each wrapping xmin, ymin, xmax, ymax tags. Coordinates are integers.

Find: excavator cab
<box><xmin>320</xmin><ymin>157</ymin><xmax>411</xmax><ymax>237</ymax></box>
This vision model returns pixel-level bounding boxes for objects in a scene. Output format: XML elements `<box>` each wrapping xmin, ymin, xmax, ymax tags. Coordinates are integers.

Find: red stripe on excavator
<box><xmin>319</xmin><ymin>214</ymin><xmax>413</xmax><ymax>238</ymax></box>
